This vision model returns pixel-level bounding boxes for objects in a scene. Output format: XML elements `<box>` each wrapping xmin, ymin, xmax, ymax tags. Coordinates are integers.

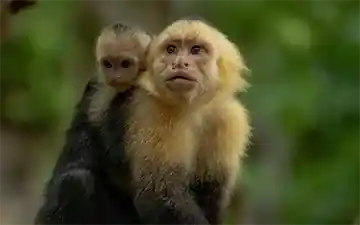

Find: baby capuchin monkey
<box><xmin>34</xmin><ymin>22</ymin><xmax>152</xmax><ymax>224</ymax></box>
<box><xmin>88</xmin><ymin>22</ymin><xmax>152</xmax><ymax>123</ymax></box>
<box><xmin>126</xmin><ymin>19</ymin><xmax>251</xmax><ymax>224</ymax></box>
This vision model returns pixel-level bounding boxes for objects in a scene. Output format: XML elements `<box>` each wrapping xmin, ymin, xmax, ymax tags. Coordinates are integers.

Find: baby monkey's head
<box><xmin>95</xmin><ymin>22</ymin><xmax>152</xmax><ymax>91</ymax></box>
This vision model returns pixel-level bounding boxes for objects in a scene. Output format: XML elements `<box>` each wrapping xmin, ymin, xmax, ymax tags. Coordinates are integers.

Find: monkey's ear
<box><xmin>217</xmin><ymin>56</ymin><xmax>249</xmax><ymax>93</ymax></box>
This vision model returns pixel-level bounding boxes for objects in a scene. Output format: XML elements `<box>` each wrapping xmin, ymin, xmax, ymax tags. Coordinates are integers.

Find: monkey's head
<box><xmin>95</xmin><ymin>22</ymin><xmax>152</xmax><ymax>91</ymax></box>
<box><xmin>140</xmin><ymin>19</ymin><xmax>248</xmax><ymax>105</ymax></box>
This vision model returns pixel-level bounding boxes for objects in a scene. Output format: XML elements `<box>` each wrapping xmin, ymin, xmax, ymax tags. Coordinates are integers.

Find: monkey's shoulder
<box><xmin>203</xmin><ymin>99</ymin><xmax>246</xmax><ymax>122</ymax></box>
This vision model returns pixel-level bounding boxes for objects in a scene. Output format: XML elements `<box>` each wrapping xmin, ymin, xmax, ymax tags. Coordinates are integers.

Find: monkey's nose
<box><xmin>172</xmin><ymin>62</ymin><xmax>189</xmax><ymax>69</ymax></box>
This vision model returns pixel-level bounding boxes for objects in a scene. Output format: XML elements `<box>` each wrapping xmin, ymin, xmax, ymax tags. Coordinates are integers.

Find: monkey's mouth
<box><xmin>108</xmin><ymin>78</ymin><xmax>121</xmax><ymax>87</ymax></box>
<box><xmin>166</xmin><ymin>71</ymin><xmax>196</xmax><ymax>82</ymax></box>
<box><xmin>165</xmin><ymin>71</ymin><xmax>197</xmax><ymax>92</ymax></box>
<box><xmin>107</xmin><ymin>77</ymin><xmax>130</xmax><ymax>91</ymax></box>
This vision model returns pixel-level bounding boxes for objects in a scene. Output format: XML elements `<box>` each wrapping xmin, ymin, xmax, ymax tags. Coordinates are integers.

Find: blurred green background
<box><xmin>0</xmin><ymin>1</ymin><xmax>359</xmax><ymax>224</ymax></box>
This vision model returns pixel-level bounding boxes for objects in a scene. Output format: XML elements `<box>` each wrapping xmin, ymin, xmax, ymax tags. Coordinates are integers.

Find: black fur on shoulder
<box><xmin>34</xmin><ymin>81</ymin><xmax>140</xmax><ymax>224</ymax></box>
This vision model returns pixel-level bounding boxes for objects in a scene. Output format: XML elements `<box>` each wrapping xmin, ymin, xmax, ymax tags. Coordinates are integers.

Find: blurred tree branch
<box><xmin>6</xmin><ymin>0</ymin><xmax>36</xmax><ymax>14</ymax></box>
<box><xmin>0</xmin><ymin>0</ymin><xmax>36</xmax><ymax>40</ymax></box>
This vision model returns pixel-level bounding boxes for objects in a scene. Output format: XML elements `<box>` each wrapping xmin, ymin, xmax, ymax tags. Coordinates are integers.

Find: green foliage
<box><xmin>198</xmin><ymin>1</ymin><xmax>359</xmax><ymax>224</ymax></box>
<box><xmin>1</xmin><ymin>1</ymin><xmax>80</xmax><ymax>132</ymax></box>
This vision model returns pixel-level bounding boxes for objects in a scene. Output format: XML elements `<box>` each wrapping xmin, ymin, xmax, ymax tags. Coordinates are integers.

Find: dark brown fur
<box><xmin>34</xmin><ymin>22</ymin><xmax>151</xmax><ymax>224</ymax></box>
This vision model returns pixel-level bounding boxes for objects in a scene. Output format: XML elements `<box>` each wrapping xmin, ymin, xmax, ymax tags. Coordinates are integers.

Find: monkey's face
<box><xmin>96</xmin><ymin>33</ymin><xmax>151</xmax><ymax>91</ymax></box>
<box><xmin>99</xmin><ymin>53</ymin><xmax>141</xmax><ymax>89</ymax></box>
<box><xmin>143</xmin><ymin>20</ymin><xmax>248</xmax><ymax>105</ymax></box>
<box><xmin>149</xmin><ymin>34</ymin><xmax>220</xmax><ymax>104</ymax></box>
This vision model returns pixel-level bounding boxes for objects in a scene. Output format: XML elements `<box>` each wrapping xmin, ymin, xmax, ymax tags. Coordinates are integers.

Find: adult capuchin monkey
<box><xmin>125</xmin><ymin>18</ymin><xmax>251</xmax><ymax>224</ymax></box>
<box><xmin>34</xmin><ymin>22</ymin><xmax>152</xmax><ymax>224</ymax></box>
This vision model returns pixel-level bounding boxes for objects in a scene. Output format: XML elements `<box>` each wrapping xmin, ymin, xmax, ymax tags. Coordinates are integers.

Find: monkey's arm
<box><xmin>191</xmin><ymin>179</ymin><xmax>224</xmax><ymax>225</ymax></box>
<box><xmin>133</xmin><ymin>165</ymin><xmax>210</xmax><ymax>224</ymax></box>
<box><xmin>193</xmin><ymin>100</ymin><xmax>251</xmax><ymax>224</ymax></box>
<box><xmin>34</xmin><ymin>81</ymin><xmax>102</xmax><ymax>224</ymax></box>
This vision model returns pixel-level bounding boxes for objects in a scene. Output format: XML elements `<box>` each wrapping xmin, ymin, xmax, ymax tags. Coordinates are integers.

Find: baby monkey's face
<box><xmin>96</xmin><ymin>31</ymin><xmax>152</xmax><ymax>90</ymax></box>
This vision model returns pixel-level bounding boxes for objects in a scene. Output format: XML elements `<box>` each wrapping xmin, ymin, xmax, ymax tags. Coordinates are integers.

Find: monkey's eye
<box><xmin>190</xmin><ymin>45</ymin><xmax>203</xmax><ymax>55</ymax></box>
<box><xmin>102</xmin><ymin>59</ymin><xmax>113</xmax><ymax>69</ymax></box>
<box><xmin>166</xmin><ymin>45</ymin><xmax>177</xmax><ymax>54</ymax></box>
<box><xmin>120</xmin><ymin>59</ymin><xmax>132</xmax><ymax>68</ymax></box>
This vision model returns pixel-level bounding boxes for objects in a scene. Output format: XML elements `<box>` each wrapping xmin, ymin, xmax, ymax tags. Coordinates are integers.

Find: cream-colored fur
<box><xmin>124</xmin><ymin>20</ymin><xmax>251</xmax><ymax>206</ymax></box>
<box><xmin>87</xmin><ymin>23</ymin><xmax>151</xmax><ymax>123</ymax></box>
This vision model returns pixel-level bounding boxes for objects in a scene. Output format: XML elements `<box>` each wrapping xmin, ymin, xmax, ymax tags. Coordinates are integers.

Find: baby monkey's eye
<box><xmin>190</xmin><ymin>45</ymin><xmax>203</xmax><ymax>55</ymax></box>
<box><xmin>166</xmin><ymin>45</ymin><xmax>177</xmax><ymax>54</ymax></box>
<box><xmin>120</xmin><ymin>59</ymin><xmax>132</xmax><ymax>68</ymax></box>
<box><xmin>102</xmin><ymin>59</ymin><xmax>113</xmax><ymax>69</ymax></box>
